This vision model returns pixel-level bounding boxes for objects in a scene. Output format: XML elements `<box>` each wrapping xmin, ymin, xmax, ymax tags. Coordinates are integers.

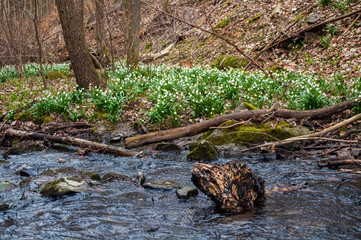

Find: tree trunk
<box><xmin>123</xmin><ymin>0</ymin><xmax>140</xmax><ymax>68</ymax></box>
<box><xmin>95</xmin><ymin>0</ymin><xmax>106</xmax><ymax>62</ymax></box>
<box><xmin>55</xmin><ymin>0</ymin><xmax>106</xmax><ymax>89</ymax></box>
<box><xmin>34</xmin><ymin>0</ymin><xmax>47</xmax><ymax>89</ymax></box>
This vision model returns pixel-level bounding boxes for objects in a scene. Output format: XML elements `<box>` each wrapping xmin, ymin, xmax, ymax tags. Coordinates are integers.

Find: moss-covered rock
<box><xmin>212</xmin><ymin>55</ymin><xmax>248</xmax><ymax>69</ymax></box>
<box><xmin>40</xmin><ymin>177</ymin><xmax>89</xmax><ymax>198</ymax></box>
<box><xmin>187</xmin><ymin>140</ymin><xmax>219</xmax><ymax>162</ymax></box>
<box><xmin>202</xmin><ymin>120</ymin><xmax>311</xmax><ymax>146</ymax></box>
<box><xmin>46</xmin><ymin>71</ymin><xmax>64</xmax><ymax>80</ymax></box>
<box><xmin>155</xmin><ymin>143</ymin><xmax>183</xmax><ymax>152</ymax></box>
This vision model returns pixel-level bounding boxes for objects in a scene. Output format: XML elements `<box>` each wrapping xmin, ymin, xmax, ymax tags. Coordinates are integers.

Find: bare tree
<box><xmin>95</xmin><ymin>0</ymin><xmax>106</xmax><ymax>65</ymax></box>
<box><xmin>123</xmin><ymin>0</ymin><xmax>140</xmax><ymax>68</ymax></box>
<box><xmin>55</xmin><ymin>0</ymin><xmax>106</xmax><ymax>89</ymax></box>
<box><xmin>12</xmin><ymin>0</ymin><xmax>47</xmax><ymax>89</ymax></box>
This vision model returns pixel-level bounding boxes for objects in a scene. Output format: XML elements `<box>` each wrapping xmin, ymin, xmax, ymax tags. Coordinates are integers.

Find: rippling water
<box><xmin>1</xmin><ymin>149</ymin><xmax>361</xmax><ymax>239</ymax></box>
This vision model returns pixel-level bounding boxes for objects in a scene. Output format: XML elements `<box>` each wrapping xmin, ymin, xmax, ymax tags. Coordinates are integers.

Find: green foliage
<box><xmin>320</xmin><ymin>35</ymin><xmax>331</xmax><ymax>49</ymax></box>
<box><xmin>353</xmin><ymin>99</ymin><xmax>361</xmax><ymax>114</ymax></box>
<box><xmin>327</xmin><ymin>24</ymin><xmax>337</xmax><ymax>36</ymax></box>
<box><xmin>214</xmin><ymin>18</ymin><xmax>230</xmax><ymax>29</ymax></box>
<box><xmin>4</xmin><ymin>62</ymin><xmax>360</xmax><ymax>126</ymax></box>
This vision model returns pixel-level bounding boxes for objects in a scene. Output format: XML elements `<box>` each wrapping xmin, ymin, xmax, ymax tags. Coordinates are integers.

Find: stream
<box><xmin>1</xmin><ymin>149</ymin><xmax>361</xmax><ymax>239</ymax></box>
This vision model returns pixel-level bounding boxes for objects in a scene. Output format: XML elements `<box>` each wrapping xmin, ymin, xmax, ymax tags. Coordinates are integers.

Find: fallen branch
<box><xmin>6</xmin><ymin>128</ymin><xmax>140</xmax><ymax>158</ymax></box>
<box><xmin>246</xmin><ymin>112</ymin><xmax>361</xmax><ymax>151</ymax></box>
<box><xmin>125</xmin><ymin>98</ymin><xmax>357</xmax><ymax>148</ymax></box>
<box><xmin>318</xmin><ymin>159</ymin><xmax>361</xmax><ymax>168</ymax></box>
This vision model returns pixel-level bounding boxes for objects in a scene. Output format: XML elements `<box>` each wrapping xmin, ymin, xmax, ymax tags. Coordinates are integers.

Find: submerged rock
<box><xmin>0</xmin><ymin>203</ymin><xmax>10</xmax><ymax>211</ymax></box>
<box><xmin>40</xmin><ymin>177</ymin><xmax>89</xmax><ymax>198</ymax></box>
<box><xmin>202</xmin><ymin>120</ymin><xmax>310</xmax><ymax>149</ymax></box>
<box><xmin>191</xmin><ymin>160</ymin><xmax>265</xmax><ymax>214</ymax></box>
<box><xmin>186</xmin><ymin>140</ymin><xmax>219</xmax><ymax>162</ymax></box>
<box><xmin>154</xmin><ymin>143</ymin><xmax>183</xmax><ymax>152</ymax></box>
<box><xmin>0</xmin><ymin>181</ymin><xmax>17</xmax><ymax>192</ymax></box>
<box><xmin>102</xmin><ymin>172</ymin><xmax>133</xmax><ymax>182</ymax></box>
<box><xmin>40</xmin><ymin>167</ymin><xmax>100</xmax><ymax>181</ymax></box>
<box><xmin>137</xmin><ymin>172</ymin><xmax>181</xmax><ymax>190</ymax></box>
<box><xmin>176</xmin><ymin>187</ymin><xmax>198</xmax><ymax>199</ymax></box>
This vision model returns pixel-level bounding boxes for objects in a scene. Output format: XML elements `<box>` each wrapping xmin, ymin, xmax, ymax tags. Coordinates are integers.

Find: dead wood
<box><xmin>247</xmin><ymin>112</ymin><xmax>361</xmax><ymax>152</ymax></box>
<box><xmin>261</xmin><ymin>8</ymin><xmax>361</xmax><ymax>53</ymax></box>
<box><xmin>191</xmin><ymin>160</ymin><xmax>265</xmax><ymax>213</ymax></box>
<box><xmin>5</xmin><ymin>128</ymin><xmax>139</xmax><ymax>157</ymax></box>
<box><xmin>125</xmin><ymin>98</ymin><xmax>357</xmax><ymax>148</ymax></box>
<box><xmin>318</xmin><ymin>159</ymin><xmax>361</xmax><ymax>168</ymax></box>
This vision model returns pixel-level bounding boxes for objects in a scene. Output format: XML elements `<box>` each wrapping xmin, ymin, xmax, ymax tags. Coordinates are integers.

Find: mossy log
<box><xmin>125</xmin><ymin>99</ymin><xmax>356</xmax><ymax>148</ymax></box>
<box><xmin>191</xmin><ymin>160</ymin><xmax>265</xmax><ymax>213</ymax></box>
<box><xmin>5</xmin><ymin>128</ymin><xmax>138</xmax><ymax>157</ymax></box>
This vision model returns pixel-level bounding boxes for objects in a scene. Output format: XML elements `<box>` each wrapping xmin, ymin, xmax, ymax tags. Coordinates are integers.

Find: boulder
<box><xmin>176</xmin><ymin>187</ymin><xmax>198</xmax><ymax>199</ymax></box>
<box><xmin>40</xmin><ymin>177</ymin><xmax>89</xmax><ymax>198</ymax></box>
<box><xmin>191</xmin><ymin>160</ymin><xmax>265</xmax><ymax>214</ymax></box>
<box><xmin>186</xmin><ymin>140</ymin><xmax>219</xmax><ymax>162</ymax></box>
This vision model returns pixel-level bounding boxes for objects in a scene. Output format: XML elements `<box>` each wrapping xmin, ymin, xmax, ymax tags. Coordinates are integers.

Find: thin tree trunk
<box><xmin>124</xmin><ymin>0</ymin><xmax>140</xmax><ymax>68</ymax></box>
<box><xmin>34</xmin><ymin>0</ymin><xmax>47</xmax><ymax>89</ymax></box>
<box><xmin>95</xmin><ymin>0</ymin><xmax>106</xmax><ymax>62</ymax></box>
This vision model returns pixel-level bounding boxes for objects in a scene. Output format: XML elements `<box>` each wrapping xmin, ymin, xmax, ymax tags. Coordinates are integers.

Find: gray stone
<box><xmin>137</xmin><ymin>172</ymin><xmax>181</xmax><ymax>190</ymax></box>
<box><xmin>176</xmin><ymin>187</ymin><xmax>198</xmax><ymax>199</ymax></box>
<box><xmin>0</xmin><ymin>181</ymin><xmax>17</xmax><ymax>192</ymax></box>
<box><xmin>307</xmin><ymin>14</ymin><xmax>322</xmax><ymax>24</ymax></box>
<box><xmin>40</xmin><ymin>177</ymin><xmax>89</xmax><ymax>198</ymax></box>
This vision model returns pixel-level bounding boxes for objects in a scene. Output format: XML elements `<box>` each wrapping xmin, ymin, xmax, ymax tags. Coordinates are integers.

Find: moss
<box><xmin>203</xmin><ymin>121</ymin><xmax>311</xmax><ymax>146</ymax></box>
<box><xmin>96</xmin><ymin>69</ymin><xmax>108</xmax><ymax>81</ymax></box>
<box><xmin>41</xmin><ymin>115</ymin><xmax>53</xmax><ymax>124</ymax></box>
<box><xmin>187</xmin><ymin>140</ymin><xmax>219</xmax><ymax>161</ymax></box>
<box><xmin>15</xmin><ymin>110</ymin><xmax>32</xmax><ymax>121</ymax></box>
<box><xmin>212</xmin><ymin>55</ymin><xmax>248</xmax><ymax>69</ymax></box>
<box><xmin>248</xmin><ymin>13</ymin><xmax>262</xmax><ymax>25</ymax></box>
<box><xmin>243</xmin><ymin>102</ymin><xmax>258</xmax><ymax>110</ymax></box>
<box><xmin>145</xmin><ymin>42</ymin><xmax>153</xmax><ymax>50</ymax></box>
<box><xmin>39</xmin><ymin>178</ymin><xmax>66</xmax><ymax>197</ymax></box>
<box><xmin>214</xmin><ymin>18</ymin><xmax>230</xmax><ymax>29</ymax></box>
<box><xmin>0</xmin><ymin>160</ymin><xmax>10</xmax><ymax>164</ymax></box>
<box><xmin>46</xmin><ymin>71</ymin><xmax>64</xmax><ymax>80</ymax></box>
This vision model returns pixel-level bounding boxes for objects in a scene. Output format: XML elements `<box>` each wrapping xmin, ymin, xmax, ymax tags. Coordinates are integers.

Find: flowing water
<box><xmin>0</xmin><ymin>149</ymin><xmax>361</xmax><ymax>239</ymax></box>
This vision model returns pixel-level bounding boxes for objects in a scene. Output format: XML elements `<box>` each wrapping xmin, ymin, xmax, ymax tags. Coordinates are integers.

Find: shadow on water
<box><xmin>1</xmin><ymin>149</ymin><xmax>361</xmax><ymax>239</ymax></box>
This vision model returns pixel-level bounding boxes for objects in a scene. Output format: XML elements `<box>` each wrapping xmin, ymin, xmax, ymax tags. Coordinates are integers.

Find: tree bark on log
<box><xmin>125</xmin><ymin>98</ymin><xmax>357</xmax><ymax>148</ymax></box>
<box><xmin>191</xmin><ymin>160</ymin><xmax>265</xmax><ymax>214</ymax></box>
<box><xmin>318</xmin><ymin>160</ymin><xmax>361</xmax><ymax>168</ymax></box>
<box><xmin>5</xmin><ymin>128</ymin><xmax>138</xmax><ymax>157</ymax></box>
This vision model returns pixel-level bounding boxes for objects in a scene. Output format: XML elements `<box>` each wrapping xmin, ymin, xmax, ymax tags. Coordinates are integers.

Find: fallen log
<box><xmin>125</xmin><ymin>98</ymin><xmax>357</xmax><ymax>148</ymax></box>
<box><xmin>5</xmin><ymin>128</ymin><xmax>139</xmax><ymax>157</ymax></box>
